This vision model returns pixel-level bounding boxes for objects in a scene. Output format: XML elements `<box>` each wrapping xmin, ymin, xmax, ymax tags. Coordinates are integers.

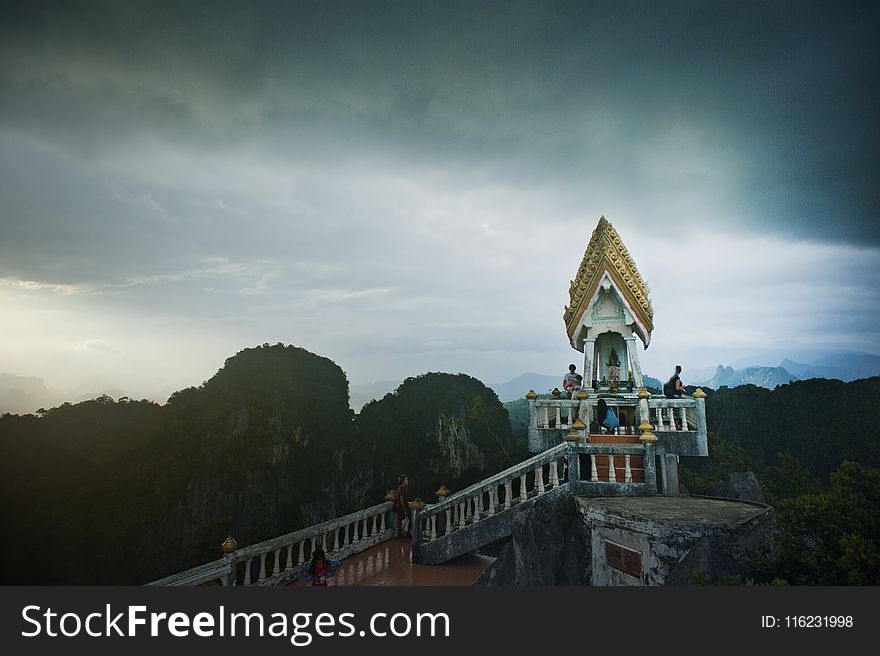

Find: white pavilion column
<box><xmin>624</xmin><ymin>335</ymin><xmax>643</xmax><ymax>389</ymax></box>
<box><xmin>584</xmin><ymin>337</ymin><xmax>596</xmax><ymax>390</ymax></box>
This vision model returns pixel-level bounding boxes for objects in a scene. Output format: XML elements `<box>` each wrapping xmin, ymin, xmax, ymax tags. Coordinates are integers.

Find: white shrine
<box><xmin>564</xmin><ymin>216</ymin><xmax>652</xmax><ymax>395</ymax></box>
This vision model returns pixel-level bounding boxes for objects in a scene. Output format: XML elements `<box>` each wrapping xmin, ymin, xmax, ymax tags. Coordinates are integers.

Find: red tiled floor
<box><xmin>293</xmin><ymin>540</ymin><xmax>494</xmax><ymax>586</ymax></box>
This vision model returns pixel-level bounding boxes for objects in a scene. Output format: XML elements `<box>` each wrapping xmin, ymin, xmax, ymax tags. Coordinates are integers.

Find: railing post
<box><xmin>526</xmin><ymin>391</ymin><xmax>540</xmax><ymax>452</ymax></box>
<box><xmin>536</xmin><ymin>465</ymin><xmax>545</xmax><ymax>494</ymax></box>
<box><xmin>637</xmin><ymin>388</ymin><xmax>651</xmax><ymax>430</ymax></box>
<box><xmin>504</xmin><ymin>480</ymin><xmax>513</xmax><ymax>510</ymax></box>
<box><xmin>693</xmin><ymin>388</ymin><xmax>708</xmax><ymax>456</ymax></box>
<box><xmin>590</xmin><ymin>454</ymin><xmax>598</xmax><ymax>482</ymax></box>
<box><xmin>643</xmin><ymin>442</ymin><xmax>657</xmax><ymax>494</ymax></box>
<box><xmin>410</xmin><ymin>507</ymin><xmax>422</xmax><ymax>552</ymax></box>
<box><xmin>624</xmin><ymin>454</ymin><xmax>632</xmax><ymax>483</ymax></box>
<box><xmin>520</xmin><ymin>474</ymin><xmax>528</xmax><ymax>502</ymax></box>
<box><xmin>221</xmin><ymin>537</ymin><xmax>238</xmax><ymax>586</ymax></box>
<box><xmin>608</xmin><ymin>453</ymin><xmax>617</xmax><ymax>482</ymax></box>
<box><xmin>567</xmin><ymin>444</ymin><xmax>580</xmax><ymax>483</ymax></box>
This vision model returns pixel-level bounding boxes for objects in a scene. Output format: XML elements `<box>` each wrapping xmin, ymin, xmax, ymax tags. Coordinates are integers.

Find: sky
<box><xmin>1</xmin><ymin>0</ymin><xmax>878</xmax><ymax>402</ymax></box>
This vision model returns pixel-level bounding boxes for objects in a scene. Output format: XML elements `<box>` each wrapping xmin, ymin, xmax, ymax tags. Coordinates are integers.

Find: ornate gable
<box><xmin>564</xmin><ymin>217</ymin><xmax>654</xmax><ymax>347</ymax></box>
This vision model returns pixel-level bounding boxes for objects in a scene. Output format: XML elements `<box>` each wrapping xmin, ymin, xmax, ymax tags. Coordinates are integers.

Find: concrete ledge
<box><xmin>416</xmin><ymin>485</ymin><xmax>570</xmax><ymax>565</ymax></box>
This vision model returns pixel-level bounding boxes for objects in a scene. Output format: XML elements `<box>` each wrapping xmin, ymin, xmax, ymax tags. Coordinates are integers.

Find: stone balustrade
<box><xmin>645</xmin><ymin>394</ymin><xmax>708</xmax><ymax>456</ymax></box>
<box><xmin>533</xmin><ymin>399</ymin><xmax>582</xmax><ymax>430</ymax></box>
<box><xmin>416</xmin><ymin>443</ymin><xmax>570</xmax><ymax>546</ymax></box>
<box><xmin>647</xmin><ymin>398</ymin><xmax>695</xmax><ymax>432</ymax></box>
<box><xmin>147</xmin><ymin>501</ymin><xmax>394</xmax><ymax>586</ymax></box>
<box><xmin>527</xmin><ymin>389</ymin><xmax>708</xmax><ymax>457</ymax></box>
<box><xmin>566</xmin><ymin>442</ymin><xmax>657</xmax><ymax>496</ymax></box>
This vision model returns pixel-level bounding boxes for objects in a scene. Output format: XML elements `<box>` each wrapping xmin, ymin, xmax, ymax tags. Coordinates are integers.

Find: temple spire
<box><xmin>564</xmin><ymin>216</ymin><xmax>654</xmax><ymax>350</ymax></box>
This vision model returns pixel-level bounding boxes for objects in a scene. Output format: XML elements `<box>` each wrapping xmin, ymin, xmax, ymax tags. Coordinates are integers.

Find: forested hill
<box><xmin>702</xmin><ymin>377</ymin><xmax>880</xmax><ymax>475</ymax></box>
<box><xmin>357</xmin><ymin>372</ymin><xmax>521</xmax><ymax>502</ymax></box>
<box><xmin>681</xmin><ymin>377</ymin><xmax>880</xmax><ymax>585</ymax></box>
<box><xmin>0</xmin><ymin>344</ymin><xmax>517</xmax><ymax>584</ymax></box>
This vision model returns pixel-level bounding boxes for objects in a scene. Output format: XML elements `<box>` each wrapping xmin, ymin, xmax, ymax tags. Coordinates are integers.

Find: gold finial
<box><xmin>564</xmin><ymin>428</ymin><xmax>581</xmax><ymax>442</ymax></box>
<box><xmin>639</xmin><ymin>419</ymin><xmax>658</xmax><ymax>443</ymax></box>
<box><xmin>221</xmin><ymin>537</ymin><xmax>238</xmax><ymax>555</ymax></box>
<box><xmin>576</xmin><ymin>389</ymin><xmax>589</xmax><ymax>399</ymax></box>
<box><xmin>435</xmin><ymin>485</ymin><xmax>451</xmax><ymax>497</ymax></box>
<box><xmin>637</xmin><ymin>388</ymin><xmax>650</xmax><ymax>399</ymax></box>
<box><xmin>384</xmin><ymin>490</ymin><xmax>397</xmax><ymax>501</ymax></box>
<box><xmin>692</xmin><ymin>388</ymin><xmax>707</xmax><ymax>399</ymax></box>
<box><xmin>525</xmin><ymin>390</ymin><xmax>538</xmax><ymax>400</ymax></box>
<box><xmin>572</xmin><ymin>418</ymin><xmax>587</xmax><ymax>431</ymax></box>
<box><xmin>408</xmin><ymin>498</ymin><xmax>425</xmax><ymax>510</ymax></box>
<box><xmin>639</xmin><ymin>429</ymin><xmax>658</xmax><ymax>443</ymax></box>
<box><xmin>551</xmin><ymin>388</ymin><xmax>561</xmax><ymax>398</ymax></box>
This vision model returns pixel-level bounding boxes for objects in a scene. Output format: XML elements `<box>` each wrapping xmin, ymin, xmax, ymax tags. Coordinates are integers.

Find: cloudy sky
<box><xmin>1</xmin><ymin>0</ymin><xmax>878</xmax><ymax>401</ymax></box>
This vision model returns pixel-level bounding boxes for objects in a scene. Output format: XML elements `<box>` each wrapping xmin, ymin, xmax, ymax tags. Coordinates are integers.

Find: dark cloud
<box><xmin>2</xmin><ymin>1</ymin><xmax>878</xmax><ymax>244</ymax></box>
<box><xmin>0</xmin><ymin>1</ymin><xmax>878</xmax><ymax>395</ymax></box>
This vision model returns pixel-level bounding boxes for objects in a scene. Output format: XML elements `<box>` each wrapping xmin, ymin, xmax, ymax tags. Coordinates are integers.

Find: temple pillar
<box><xmin>583</xmin><ymin>337</ymin><xmax>596</xmax><ymax>390</ymax></box>
<box><xmin>625</xmin><ymin>335</ymin><xmax>644</xmax><ymax>389</ymax></box>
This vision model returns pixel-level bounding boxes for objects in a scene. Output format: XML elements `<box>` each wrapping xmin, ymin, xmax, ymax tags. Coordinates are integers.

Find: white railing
<box><xmin>573</xmin><ymin>443</ymin><xmax>647</xmax><ymax>484</ymax></box>
<box><xmin>147</xmin><ymin>501</ymin><xmax>394</xmax><ymax>586</ymax></box>
<box><xmin>533</xmin><ymin>399</ymin><xmax>581</xmax><ymax>429</ymax></box>
<box><xmin>527</xmin><ymin>390</ymin><xmax>708</xmax><ymax>455</ymax></box>
<box><xmin>417</xmin><ymin>443</ymin><xmax>570</xmax><ymax>545</ymax></box>
<box><xmin>647</xmin><ymin>397</ymin><xmax>699</xmax><ymax>432</ymax></box>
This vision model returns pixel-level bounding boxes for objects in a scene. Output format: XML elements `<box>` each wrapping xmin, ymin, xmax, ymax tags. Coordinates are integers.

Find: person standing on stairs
<box><xmin>394</xmin><ymin>474</ymin><xmax>410</xmax><ymax>540</ymax></box>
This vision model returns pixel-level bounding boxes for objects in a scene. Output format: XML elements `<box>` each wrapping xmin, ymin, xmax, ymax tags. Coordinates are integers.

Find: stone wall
<box><xmin>477</xmin><ymin>494</ymin><xmax>591</xmax><ymax>585</ymax></box>
<box><xmin>478</xmin><ymin>494</ymin><xmax>775</xmax><ymax>586</ymax></box>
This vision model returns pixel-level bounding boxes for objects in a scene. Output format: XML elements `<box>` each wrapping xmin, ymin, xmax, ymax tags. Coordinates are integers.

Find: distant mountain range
<box><xmin>349</xmin><ymin>380</ymin><xmax>401</xmax><ymax>412</ymax></box>
<box><xmin>689</xmin><ymin>353</ymin><xmax>880</xmax><ymax>390</ymax></box>
<box><xmin>5</xmin><ymin>352</ymin><xmax>879</xmax><ymax>415</ymax></box>
<box><xmin>699</xmin><ymin>365</ymin><xmax>798</xmax><ymax>390</ymax></box>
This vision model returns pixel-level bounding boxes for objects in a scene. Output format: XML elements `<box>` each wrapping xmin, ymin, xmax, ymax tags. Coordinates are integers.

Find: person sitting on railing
<box><xmin>573</xmin><ymin>374</ymin><xmax>583</xmax><ymax>398</ymax></box>
<box><xmin>663</xmin><ymin>365</ymin><xmax>686</xmax><ymax>399</ymax></box>
<box><xmin>562</xmin><ymin>364</ymin><xmax>581</xmax><ymax>398</ymax></box>
<box><xmin>596</xmin><ymin>398</ymin><xmax>620</xmax><ymax>434</ymax></box>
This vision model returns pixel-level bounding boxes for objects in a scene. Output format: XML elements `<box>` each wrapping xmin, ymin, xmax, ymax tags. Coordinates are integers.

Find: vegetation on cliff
<box><xmin>357</xmin><ymin>372</ymin><xmax>523</xmax><ymax>503</ymax></box>
<box><xmin>681</xmin><ymin>377</ymin><xmax>880</xmax><ymax>584</ymax></box>
<box><xmin>0</xmin><ymin>345</ymin><xmax>516</xmax><ymax>584</ymax></box>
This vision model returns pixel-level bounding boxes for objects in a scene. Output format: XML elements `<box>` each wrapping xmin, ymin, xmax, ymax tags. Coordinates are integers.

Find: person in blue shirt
<box><xmin>596</xmin><ymin>399</ymin><xmax>619</xmax><ymax>433</ymax></box>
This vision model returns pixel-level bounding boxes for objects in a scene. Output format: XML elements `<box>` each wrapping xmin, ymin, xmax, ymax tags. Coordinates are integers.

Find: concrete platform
<box><xmin>579</xmin><ymin>495</ymin><xmax>771</xmax><ymax>528</ymax></box>
<box><xmin>578</xmin><ymin>495</ymin><xmax>774</xmax><ymax>585</ymax></box>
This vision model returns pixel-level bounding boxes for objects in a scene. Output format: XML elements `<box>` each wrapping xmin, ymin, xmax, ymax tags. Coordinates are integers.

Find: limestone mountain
<box><xmin>0</xmin><ymin>345</ymin><xmax>516</xmax><ymax>584</ymax></box>
<box><xmin>356</xmin><ymin>373</ymin><xmax>523</xmax><ymax>502</ymax></box>
<box><xmin>702</xmin><ymin>364</ymin><xmax>798</xmax><ymax>389</ymax></box>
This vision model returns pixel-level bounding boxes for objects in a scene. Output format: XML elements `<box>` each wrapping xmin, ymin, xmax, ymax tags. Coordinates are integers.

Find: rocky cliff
<box><xmin>1</xmin><ymin>346</ymin><xmax>516</xmax><ymax>584</ymax></box>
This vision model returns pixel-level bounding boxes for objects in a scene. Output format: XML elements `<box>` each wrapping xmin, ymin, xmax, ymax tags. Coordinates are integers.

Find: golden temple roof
<box><xmin>564</xmin><ymin>216</ymin><xmax>654</xmax><ymax>346</ymax></box>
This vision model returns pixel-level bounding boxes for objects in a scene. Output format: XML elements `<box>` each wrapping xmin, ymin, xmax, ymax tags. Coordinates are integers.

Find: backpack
<box><xmin>663</xmin><ymin>375</ymin><xmax>679</xmax><ymax>399</ymax></box>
